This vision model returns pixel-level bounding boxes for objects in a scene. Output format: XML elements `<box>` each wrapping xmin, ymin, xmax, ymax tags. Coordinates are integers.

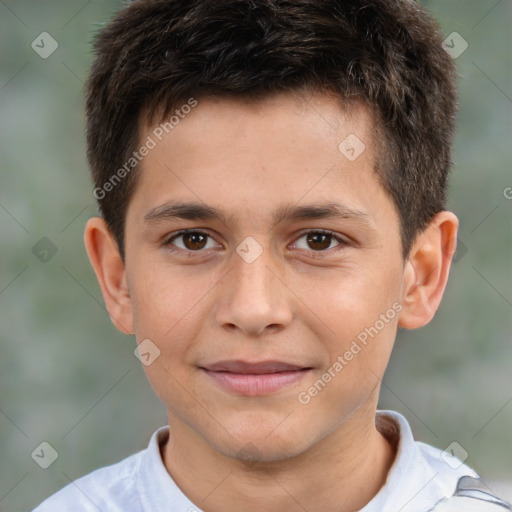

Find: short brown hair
<box><xmin>85</xmin><ymin>0</ymin><xmax>458</xmax><ymax>261</ymax></box>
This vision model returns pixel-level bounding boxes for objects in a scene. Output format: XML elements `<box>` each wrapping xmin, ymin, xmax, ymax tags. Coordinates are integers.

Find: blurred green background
<box><xmin>0</xmin><ymin>1</ymin><xmax>511</xmax><ymax>510</ymax></box>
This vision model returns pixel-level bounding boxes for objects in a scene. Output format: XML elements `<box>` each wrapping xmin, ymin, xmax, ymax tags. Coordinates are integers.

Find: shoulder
<box><xmin>33</xmin><ymin>425</ymin><xmax>203</xmax><ymax>512</ymax></box>
<box><xmin>369</xmin><ymin>410</ymin><xmax>476</xmax><ymax>511</ymax></box>
<box><xmin>372</xmin><ymin>410</ymin><xmax>511</xmax><ymax>511</ymax></box>
<box><xmin>32</xmin><ymin>448</ymin><xmax>145</xmax><ymax>512</ymax></box>
<box><xmin>428</xmin><ymin>475</ymin><xmax>512</xmax><ymax>511</ymax></box>
<box><xmin>416</xmin><ymin>440</ymin><xmax>478</xmax><ymax>481</ymax></box>
<box><xmin>377</xmin><ymin>409</ymin><xmax>477</xmax><ymax>483</ymax></box>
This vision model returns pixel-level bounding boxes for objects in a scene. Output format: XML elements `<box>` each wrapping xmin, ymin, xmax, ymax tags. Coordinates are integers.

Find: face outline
<box><xmin>85</xmin><ymin>90</ymin><xmax>458</xmax><ymax>465</ymax></box>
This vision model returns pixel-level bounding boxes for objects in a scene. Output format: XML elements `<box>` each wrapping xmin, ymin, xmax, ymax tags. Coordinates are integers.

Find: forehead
<box><xmin>141</xmin><ymin>91</ymin><xmax>376</xmax><ymax>163</ymax></box>
<box><xmin>128</xmin><ymin>91</ymin><xmax>395</xmax><ymax>233</ymax></box>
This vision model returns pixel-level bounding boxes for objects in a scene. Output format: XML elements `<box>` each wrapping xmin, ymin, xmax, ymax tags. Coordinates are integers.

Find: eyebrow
<box><xmin>143</xmin><ymin>201</ymin><xmax>373</xmax><ymax>229</ymax></box>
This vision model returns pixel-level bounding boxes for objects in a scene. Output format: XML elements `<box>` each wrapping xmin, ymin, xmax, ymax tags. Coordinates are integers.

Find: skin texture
<box><xmin>84</xmin><ymin>91</ymin><xmax>458</xmax><ymax>512</ymax></box>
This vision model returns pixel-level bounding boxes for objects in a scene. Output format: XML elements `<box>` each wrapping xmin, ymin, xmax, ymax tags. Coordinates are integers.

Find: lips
<box><xmin>203</xmin><ymin>360</ymin><xmax>309</xmax><ymax>374</ymax></box>
<box><xmin>200</xmin><ymin>360</ymin><xmax>312</xmax><ymax>396</ymax></box>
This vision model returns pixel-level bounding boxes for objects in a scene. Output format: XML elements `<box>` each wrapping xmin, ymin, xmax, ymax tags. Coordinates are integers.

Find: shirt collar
<box><xmin>137</xmin><ymin>426</ymin><xmax>202</xmax><ymax>512</ymax></box>
<box><xmin>361</xmin><ymin>409</ymin><xmax>475</xmax><ymax>512</ymax></box>
<box><xmin>137</xmin><ymin>410</ymin><xmax>474</xmax><ymax>512</ymax></box>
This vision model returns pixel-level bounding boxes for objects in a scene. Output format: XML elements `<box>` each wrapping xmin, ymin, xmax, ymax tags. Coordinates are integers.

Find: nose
<box><xmin>215</xmin><ymin>240</ymin><xmax>293</xmax><ymax>337</ymax></box>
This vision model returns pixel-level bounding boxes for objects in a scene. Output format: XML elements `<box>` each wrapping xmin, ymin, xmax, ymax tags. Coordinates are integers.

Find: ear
<box><xmin>397</xmin><ymin>211</ymin><xmax>459</xmax><ymax>329</ymax></box>
<box><xmin>84</xmin><ymin>217</ymin><xmax>134</xmax><ymax>335</ymax></box>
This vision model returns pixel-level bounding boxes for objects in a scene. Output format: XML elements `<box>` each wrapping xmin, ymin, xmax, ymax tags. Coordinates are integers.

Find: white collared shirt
<box><xmin>32</xmin><ymin>410</ymin><xmax>482</xmax><ymax>512</ymax></box>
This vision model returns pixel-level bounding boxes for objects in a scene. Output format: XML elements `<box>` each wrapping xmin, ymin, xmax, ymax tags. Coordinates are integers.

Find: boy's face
<box><xmin>108</xmin><ymin>92</ymin><xmax>413</xmax><ymax>460</ymax></box>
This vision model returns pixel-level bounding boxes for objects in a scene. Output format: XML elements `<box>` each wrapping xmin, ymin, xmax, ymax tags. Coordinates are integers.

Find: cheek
<box><xmin>128</xmin><ymin>268</ymin><xmax>207</xmax><ymax>411</ymax></box>
<box><xmin>296</xmin><ymin>265</ymin><xmax>401</xmax><ymax>400</ymax></box>
<box><xmin>300</xmin><ymin>265</ymin><xmax>401</xmax><ymax>339</ymax></box>
<box><xmin>129</xmin><ymin>263</ymin><xmax>208</xmax><ymax>341</ymax></box>
<box><xmin>298</xmin><ymin>280</ymin><xmax>399</xmax><ymax>419</ymax></box>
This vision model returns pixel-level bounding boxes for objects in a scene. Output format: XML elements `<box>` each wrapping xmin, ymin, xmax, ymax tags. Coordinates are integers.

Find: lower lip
<box><xmin>202</xmin><ymin>369</ymin><xmax>311</xmax><ymax>396</ymax></box>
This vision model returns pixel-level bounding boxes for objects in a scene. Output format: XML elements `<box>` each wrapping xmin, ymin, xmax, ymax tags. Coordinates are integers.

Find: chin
<box><xmin>212</xmin><ymin>415</ymin><xmax>317</xmax><ymax>463</ymax></box>
<box><xmin>224</xmin><ymin>437</ymin><xmax>309</xmax><ymax>464</ymax></box>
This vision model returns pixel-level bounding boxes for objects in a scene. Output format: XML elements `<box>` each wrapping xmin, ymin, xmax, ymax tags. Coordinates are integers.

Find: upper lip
<box><xmin>201</xmin><ymin>360</ymin><xmax>311</xmax><ymax>374</ymax></box>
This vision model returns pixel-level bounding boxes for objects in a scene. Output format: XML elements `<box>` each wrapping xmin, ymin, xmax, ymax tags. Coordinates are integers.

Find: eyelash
<box><xmin>163</xmin><ymin>228</ymin><xmax>348</xmax><ymax>259</ymax></box>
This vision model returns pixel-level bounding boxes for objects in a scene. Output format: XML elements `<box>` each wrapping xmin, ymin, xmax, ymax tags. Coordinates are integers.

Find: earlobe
<box><xmin>84</xmin><ymin>217</ymin><xmax>134</xmax><ymax>335</ymax></box>
<box><xmin>397</xmin><ymin>211</ymin><xmax>459</xmax><ymax>330</ymax></box>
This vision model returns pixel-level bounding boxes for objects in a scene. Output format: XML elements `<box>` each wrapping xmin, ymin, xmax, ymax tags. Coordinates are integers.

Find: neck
<box><xmin>162</xmin><ymin>406</ymin><xmax>396</xmax><ymax>512</ymax></box>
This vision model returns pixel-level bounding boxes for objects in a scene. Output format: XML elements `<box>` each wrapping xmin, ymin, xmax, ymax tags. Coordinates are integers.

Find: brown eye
<box><xmin>166</xmin><ymin>230</ymin><xmax>217</xmax><ymax>252</ymax></box>
<box><xmin>181</xmin><ymin>232</ymin><xmax>208</xmax><ymax>250</ymax></box>
<box><xmin>293</xmin><ymin>231</ymin><xmax>342</xmax><ymax>253</ymax></box>
<box><xmin>306</xmin><ymin>232</ymin><xmax>333</xmax><ymax>251</ymax></box>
